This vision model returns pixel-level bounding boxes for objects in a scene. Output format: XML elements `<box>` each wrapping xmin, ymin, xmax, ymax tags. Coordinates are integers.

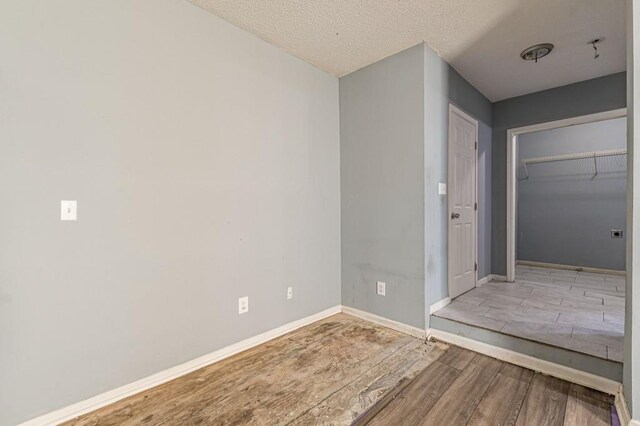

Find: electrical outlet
<box><xmin>611</xmin><ymin>230</ymin><xmax>624</xmax><ymax>239</ymax></box>
<box><xmin>238</xmin><ymin>296</ymin><xmax>249</xmax><ymax>314</ymax></box>
<box><xmin>287</xmin><ymin>286</ymin><xmax>293</xmax><ymax>300</ymax></box>
<box><xmin>376</xmin><ymin>281</ymin><xmax>386</xmax><ymax>296</ymax></box>
<box><xmin>61</xmin><ymin>200</ymin><xmax>77</xmax><ymax>221</ymax></box>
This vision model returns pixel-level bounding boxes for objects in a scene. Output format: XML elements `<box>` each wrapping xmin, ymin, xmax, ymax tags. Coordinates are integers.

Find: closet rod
<box><xmin>521</xmin><ymin>148</ymin><xmax>627</xmax><ymax>180</ymax></box>
<box><xmin>521</xmin><ymin>148</ymin><xmax>627</xmax><ymax>165</ymax></box>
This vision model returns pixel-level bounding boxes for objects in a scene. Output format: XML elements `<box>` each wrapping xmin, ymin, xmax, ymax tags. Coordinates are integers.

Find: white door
<box><xmin>448</xmin><ymin>105</ymin><xmax>478</xmax><ymax>299</ymax></box>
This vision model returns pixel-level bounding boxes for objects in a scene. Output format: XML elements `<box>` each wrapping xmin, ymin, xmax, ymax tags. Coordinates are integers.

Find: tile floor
<box><xmin>433</xmin><ymin>265</ymin><xmax>625</xmax><ymax>362</ymax></box>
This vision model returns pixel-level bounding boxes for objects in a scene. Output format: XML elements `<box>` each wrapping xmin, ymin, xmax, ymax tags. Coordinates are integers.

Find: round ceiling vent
<box><xmin>520</xmin><ymin>43</ymin><xmax>554</xmax><ymax>62</ymax></box>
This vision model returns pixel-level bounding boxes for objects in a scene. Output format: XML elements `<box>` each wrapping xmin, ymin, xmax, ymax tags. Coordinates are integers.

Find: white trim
<box><xmin>476</xmin><ymin>275</ymin><xmax>492</xmax><ymax>286</ymax></box>
<box><xmin>489</xmin><ymin>274</ymin><xmax>507</xmax><ymax>282</ymax></box>
<box><xmin>631</xmin><ymin>420</ymin><xmax>640</xmax><ymax>426</ymax></box>
<box><xmin>448</xmin><ymin>103</ymin><xmax>479</xmax><ymax>297</ymax></box>
<box><xmin>19</xmin><ymin>305</ymin><xmax>342</xmax><ymax>426</ymax></box>
<box><xmin>341</xmin><ymin>305</ymin><xmax>427</xmax><ymax>340</ymax></box>
<box><xmin>506</xmin><ymin>108</ymin><xmax>627</xmax><ymax>282</ymax></box>
<box><xmin>429</xmin><ymin>297</ymin><xmax>451</xmax><ymax>314</ymax></box>
<box><xmin>517</xmin><ymin>260</ymin><xmax>625</xmax><ymax>276</ymax></box>
<box><xmin>428</xmin><ymin>328</ymin><xmax>621</xmax><ymax>396</ymax></box>
<box><xmin>615</xmin><ymin>389</ymin><xmax>632</xmax><ymax>426</ymax></box>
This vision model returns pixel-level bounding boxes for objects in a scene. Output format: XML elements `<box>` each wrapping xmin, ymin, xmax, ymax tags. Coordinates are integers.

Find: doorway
<box><xmin>448</xmin><ymin>104</ymin><xmax>478</xmax><ymax>299</ymax></box>
<box><xmin>506</xmin><ymin>108</ymin><xmax>627</xmax><ymax>281</ymax></box>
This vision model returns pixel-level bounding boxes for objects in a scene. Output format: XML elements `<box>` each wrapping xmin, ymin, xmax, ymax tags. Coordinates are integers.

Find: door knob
<box><xmin>451</xmin><ymin>212</ymin><xmax>460</xmax><ymax>219</ymax></box>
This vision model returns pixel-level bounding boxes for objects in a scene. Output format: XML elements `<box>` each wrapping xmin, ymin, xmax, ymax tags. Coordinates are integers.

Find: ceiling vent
<box><xmin>520</xmin><ymin>43</ymin><xmax>554</xmax><ymax>63</ymax></box>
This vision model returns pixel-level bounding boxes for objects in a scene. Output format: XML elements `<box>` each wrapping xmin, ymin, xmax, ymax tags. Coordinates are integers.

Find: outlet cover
<box><xmin>238</xmin><ymin>296</ymin><xmax>249</xmax><ymax>314</ymax></box>
<box><xmin>611</xmin><ymin>230</ymin><xmax>624</xmax><ymax>239</ymax></box>
<box><xmin>287</xmin><ymin>286</ymin><xmax>293</xmax><ymax>300</ymax></box>
<box><xmin>61</xmin><ymin>200</ymin><xmax>77</xmax><ymax>221</ymax></box>
<box><xmin>376</xmin><ymin>281</ymin><xmax>386</xmax><ymax>296</ymax></box>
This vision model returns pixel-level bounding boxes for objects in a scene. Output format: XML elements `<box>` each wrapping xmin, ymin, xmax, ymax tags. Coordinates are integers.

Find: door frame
<box><xmin>448</xmin><ymin>104</ymin><xmax>479</xmax><ymax>298</ymax></box>
<box><xmin>505</xmin><ymin>108</ymin><xmax>627</xmax><ymax>282</ymax></box>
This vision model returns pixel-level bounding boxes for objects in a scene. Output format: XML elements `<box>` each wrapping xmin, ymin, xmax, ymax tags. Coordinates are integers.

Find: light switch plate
<box><xmin>376</xmin><ymin>281</ymin><xmax>386</xmax><ymax>296</ymax></box>
<box><xmin>238</xmin><ymin>296</ymin><xmax>249</xmax><ymax>314</ymax></box>
<box><xmin>61</xmin><ymin>200</ymin><xmax>77</xmax><ymax>221</ymax></box>
<box><xmin>438</xmin><ymin>183</ymin><xmax>447</xmax><ymax>195</ymax></box>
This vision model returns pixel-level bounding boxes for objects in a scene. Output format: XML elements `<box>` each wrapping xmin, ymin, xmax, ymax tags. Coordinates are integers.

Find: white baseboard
<box><xmin>517</xmin><ymin>260</ymin><xmax>626</xmax><ymax>276</ymax></box>
<box><xmin>429</xmin><ymin>297</ymin><xmax>451</xmax><ymax>314</ymax></box>
<box><xmin>476</xmin><ymin>275</ymin><xmax>491</xmax><ymax>287</ymax></box>
<box><xmin>19</xmin><ymin>305</ymin><xmax>342</xmax><ymax>426</ymax></box>
<box><xmin>489</xmin><ymin>274</ymin><xmax>507</xmax><ymax>282</ymax></box>
<box><xmin>615</xmin><ymin>389</ymin><xmax>632</xmax><ymax>426</ymax></box>
<box><xmin>341</xmin><ymin>305</ymin><xmax>426</xmax><ymax>340</ymax></box>
<box><xmin>428</xmin><ymin>328</ymin><xmax>621</xmax><ymax>396</ymax></box>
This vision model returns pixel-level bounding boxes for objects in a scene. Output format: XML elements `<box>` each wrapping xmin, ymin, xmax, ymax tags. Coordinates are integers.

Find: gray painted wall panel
<box><xmin>517</xmin><ymin>118</ymin><xmax>627</xmax><ymax>270</ymax></box>
<box><xmin>0</xmin><ymin>2</ymin><xmax>340</xmax><ymax>424</ymax></box>
<box><xmin>423</xmin><ymin>48</ymin><xmax>493</xmax><ymax>307</ymax></box>
<box><xmin>340</xmin><ymin>44</ymin><xmax>493</xmax><ymax>328</ymax></box>
<box><xmin>478</xmin><ymin>122</ymin><xmax>493</xmax><ymax>278</ymax></box>
<box><xmin>492</xmin><ymin>73</ymin><xmax>627</xmax><ymax>275</ymax></box>
<box><xmin>340</xmin><ymin>45</ymin><xmax>426</xmax><ymax>328</ymax></box>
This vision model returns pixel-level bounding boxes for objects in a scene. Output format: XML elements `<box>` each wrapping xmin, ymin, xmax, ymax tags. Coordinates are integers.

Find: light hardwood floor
<box><xmin>433</xmin><ymin>265</ymin><xmax>625</xmax><ymax>361</ymax></box>
<box><xmin>63</xmin><ymin>312</ymin><xmax>615</xmax><ymax>425</ymax></box>
<box><xmin>356</xmin><ymin>345</ymin><xmax>615</xmax><ymax>426</ymax></box>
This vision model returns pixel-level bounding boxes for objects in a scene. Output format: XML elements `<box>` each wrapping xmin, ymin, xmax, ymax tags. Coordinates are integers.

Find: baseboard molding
<box><xmin>429</xmin><ymin>328</ymin><xmax>621</xmax><ymax>396</ymax></box>
<box><xmin>489</xmin><ymin>274</ymin><xmax>507</xmax><ymax>282</ymax></box>
<box><xmin>476</xmin><ymin>275</ymin><xmax>491</xmax><ymax>287</ymax></box>
<box><xmin>19</xmin><ymin>305</ymin><xmax>342</xmax><ymax>426</ymax></box>
<box><xmin>341</xmin><ymin>305</ymin><xmax>426</xmax><ymax>340</ymax></box>
<box><xmin>615</xmin><ymin>389</ymin><xmax>632</xmax><ymax>426</ymax></box>
<box><xmin>517</xmin><ymin>260</ymin><xmax>626</xmax><ymax>276</ymax></box>
<box><xmin>429</xmin><ymin>297</ymin><xmax>451</xmax><ymax>314</ymax></box>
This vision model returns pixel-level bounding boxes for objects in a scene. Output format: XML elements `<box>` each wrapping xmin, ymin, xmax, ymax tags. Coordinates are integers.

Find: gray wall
<box><xmin>340</xmin><ymin>44</ymin><xmax>426</xmax><ymax>328</ymax></box>
<box><xmin>0</xmin><ymin>1</ymin><xmax>340</xmax><ymax>425</ymax></box>
<box><xmin>340</xmin><ymin>44</ymin><xmax>493</xmax><ymax>329</ymax></box>
<box><xmin>423</xmin><ymin>46</ymin><xmax>494</xmax><ymax>308</ymax></box>
<box><xmin>447</xmin><ymin>67</ymin><xmax>493</xmax><ymax>280</ymax></box>
<box><xmin>517</xmin><ymin>118</ymin><xmax>627</xmax><ymax>271</ymax></box>
<box><xmin>492</xmin><ymin>72</ymin><xmax>627</xmax><ymax>275</ymax></box>
<box><xmin>626</xmin><ymin>0</ymin><xmax>639</xmax><ymax>417</ymax></box>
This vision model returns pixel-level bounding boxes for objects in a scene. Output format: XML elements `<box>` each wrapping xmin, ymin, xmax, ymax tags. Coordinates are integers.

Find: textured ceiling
<box><xmin>190</xmin><ymin>0</ymin><xmax>626</xmax><ymax>101</ymax></box>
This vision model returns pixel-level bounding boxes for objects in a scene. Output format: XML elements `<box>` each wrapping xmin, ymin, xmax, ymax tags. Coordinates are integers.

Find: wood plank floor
<box><xmin>64</xmin><ymin>313</ymin><xmax>615</xmax><ymax>425</ymax></box>
<box><xmin>356</xmin><ymin>346</ymin><xmax>615</xmax><ymax>426</ymax></box>
<box><xmin>433</xmin><ymin>265</ymin><xmax>625</xmax><ymax>361</ymax></box>
<box><xmin>63</xmin><ymin>314</ymin><xmax>446</xmax><ymax>425</ymax></box>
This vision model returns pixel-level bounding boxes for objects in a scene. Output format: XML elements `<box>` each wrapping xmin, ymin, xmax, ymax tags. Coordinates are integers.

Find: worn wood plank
<box><xmin>516</xmin><ymin>374</ymin><xmax>570</xmax><ymax>426</ymax></box>
<box><xmin>418</xmin><ymin>354</ymin><xmax>503</xmax><ymax>425</ymax></box>
<box><xmin>364</xmin><ymin>361</ymin><xmax>460</xmax><ymax>426</ymax></box>
<box><xmin>467</xmin><ymin>363</ymin><xmax>533</xmax><ymax>426</ymax></box>
<box><xmin>435</xmin><ymin>344</ymin><xmax>476</xmax><ymax>370</ymax></box>
<box><xmin>563</xmin><ymin>383</ymin><xmax>613</xmax><ymax>426</ymax></box>
<box><xmin>63</xmin><ymin>314</ymin><xmax>419</xmax><ymax>426</ymax></box>
<box><xmin>292</xmin><ymin>339</ymin><xmax>448</xmax><ymax>425</ymax></box>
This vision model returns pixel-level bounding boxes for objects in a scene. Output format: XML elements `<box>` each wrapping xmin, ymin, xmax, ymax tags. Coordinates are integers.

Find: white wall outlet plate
<box><xmin>238</xmin><ymin>296</ymin><xmax>249</xmax><ymax>314</ymax></box>
<box><xmin>438</xmin><ymin>183</ymin><xmax>447</xmax><ymax>195</ymax></box>
<box><xmin>287</xmin><ymin>286</ymin><xmax>293</xmax><ymax>300</ymax></box>
<box><xmin>61</xmin><ymin>200</ymin><xmax>77</xmax><ymax>221</ymax></box>
<box><xmin>376</xmin><ymin>281</ymin><xmax>386</xmax><ymax>296</ymax></box>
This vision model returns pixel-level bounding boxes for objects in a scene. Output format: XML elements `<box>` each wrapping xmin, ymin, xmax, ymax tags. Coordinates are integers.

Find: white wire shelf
<box><xmin>520</xmin><ymin>148</ymin><xmax>627</xmax><ymax>180</ymax></box>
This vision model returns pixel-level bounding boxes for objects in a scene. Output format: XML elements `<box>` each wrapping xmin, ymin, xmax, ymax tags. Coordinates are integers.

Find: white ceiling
<box><xmin>190</xmin><ymin>0</ymin><xmax>626</xmax><ymax>102</ymax></box>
